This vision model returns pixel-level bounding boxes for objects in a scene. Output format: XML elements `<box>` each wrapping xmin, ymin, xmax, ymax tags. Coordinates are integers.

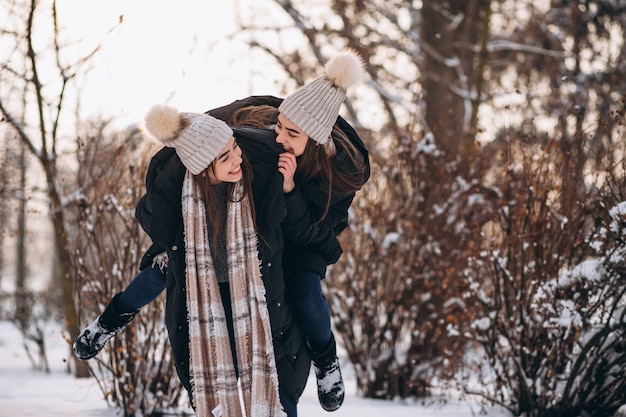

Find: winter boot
<box><xmin>73</xmin><ymin>293</ymin><xmax>138</xmax><ymax>361</ymax></box>
<box><xmin>310</xmin><ymin>334</ymin><xmax>345</xmax><ymax>412</ymax></box>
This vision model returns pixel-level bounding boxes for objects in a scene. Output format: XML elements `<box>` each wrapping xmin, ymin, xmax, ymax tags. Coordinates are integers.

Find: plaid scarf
<box><xmin>182</xmin><ymin>171</ymin><xmax>285</xmax><ymax>417</ymax></box>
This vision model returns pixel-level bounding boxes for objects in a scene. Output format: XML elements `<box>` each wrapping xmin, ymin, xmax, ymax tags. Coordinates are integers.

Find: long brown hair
<box><xmin>192</xmin><ymin>153</ymin><xmax>255</xmax><ymax>252</ymax></box>
<box><xmin>230</xmin><ymin>105</ymin><xmax>367</xmax><ymax>221</ymax></box>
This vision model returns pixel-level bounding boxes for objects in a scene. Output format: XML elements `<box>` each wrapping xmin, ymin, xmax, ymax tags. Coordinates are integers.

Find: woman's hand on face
<box><xmin>278</xmin><ymin>152</ymin><xmax>297</xmax><ymax>193</ymax></box>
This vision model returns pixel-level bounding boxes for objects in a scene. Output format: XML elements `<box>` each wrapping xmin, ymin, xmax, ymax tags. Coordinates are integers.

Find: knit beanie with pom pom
<box><xmin>278</xmin><ymin>49</ymin><xmax>364</xmax><ymax>155</ymax></box>
<box><xmin>141</xmin><ymin>104</ymin><xmax>233</xmax><ymax>175</ymax></box>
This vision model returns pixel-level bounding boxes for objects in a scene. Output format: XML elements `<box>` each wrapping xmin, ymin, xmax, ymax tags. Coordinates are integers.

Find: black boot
<box><xmin>310</xmin><ymin>334</ymin><xmax>345</xmax><ymax>412</ymax></box>
<box><xmin>73</xmin><ymin>293</ymin><xmax>138</xmax><ymax>361</ymax></box>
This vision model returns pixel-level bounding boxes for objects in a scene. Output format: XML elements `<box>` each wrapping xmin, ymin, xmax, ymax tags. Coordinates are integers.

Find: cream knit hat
<box><xmin>141</xmin><ymin>104</ymin><xmax>233</xmax><ymax>175</ymax></box>
<box><xmin>278</xmin><ymin>49</ymin><xmax>364</xmax><ymax>155</ymax></box>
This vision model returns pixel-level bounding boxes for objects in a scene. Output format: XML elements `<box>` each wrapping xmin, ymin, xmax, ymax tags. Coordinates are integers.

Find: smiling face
<box><xmin>207</xmin><ymin>137</ymin><xmax>243</xmax><ymax>184</ymax></box>
<box><xmin>275</xmin><ymin>113</ymin><xmax>310</xmax><ymax>156</ymax></box>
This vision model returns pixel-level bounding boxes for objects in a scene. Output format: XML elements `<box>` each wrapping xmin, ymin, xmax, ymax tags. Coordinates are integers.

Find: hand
<box><xmin>278</xmin><ymin>152</ymin><xmax>297</xmax><ymax>193</ymax></box>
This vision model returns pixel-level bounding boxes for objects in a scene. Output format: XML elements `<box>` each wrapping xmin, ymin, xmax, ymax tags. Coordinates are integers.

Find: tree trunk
<box><xmin>0</xmin><ymin>133</ymin><xmax>10</xmax><ymax>287</ymax></box>
<box><xmin>420</xmin><ymin>0</ymin><xmax>489</xmax><ymax>174</ymax></box>
<box><xmin>46</xmin><ymin>174</ymin><xmax>90</xmax><ymax>378</ymax></box>
<box><xmin>16</xmin><ymin>140</ymin><xmax>26</xmax><ymax>290</ymax></box>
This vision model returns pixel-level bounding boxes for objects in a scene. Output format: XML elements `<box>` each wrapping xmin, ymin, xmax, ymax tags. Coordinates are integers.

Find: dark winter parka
<box><xmin>207</xmin><ymin>95</ymin><xmax>371</xmax><ymax>278</ymax></box>
<box><xmin>135</xmin><ymin>127</ymin><xmax>311</xmax><ymax>404</ymax></box>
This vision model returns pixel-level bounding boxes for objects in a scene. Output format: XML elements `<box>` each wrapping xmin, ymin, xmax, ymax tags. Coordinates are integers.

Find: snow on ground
<box><xmin>0</xmin><ymin>321</ymin><xmax>509</xmax><ymax>416</ymax></box>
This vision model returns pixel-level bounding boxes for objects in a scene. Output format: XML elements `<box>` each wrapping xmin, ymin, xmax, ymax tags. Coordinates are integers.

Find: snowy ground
<box><xmin>0</xmin><ymin>320</ymin><xmax>510</xmax><ymax>417</ymax></box>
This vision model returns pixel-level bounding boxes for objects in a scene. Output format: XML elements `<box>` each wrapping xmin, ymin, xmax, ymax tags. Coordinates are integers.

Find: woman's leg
<box><xmin>288</xmin><ymin>270</ymin><xmax>332</xmax><ymax>352</ymax></box>
<box><xmin>73</xmin><ymin>258</ymin><xmax>167</xmax><ymax>360</ymax></box>
<box><xmin>288</xmin><ymin>270</ymin><xmax>344</xmax><ymax>411</ymax></box>
<box><xmin>115</xmin><ymin>262</ymin><xmax>167</xmax><ymax>313</ymax></box>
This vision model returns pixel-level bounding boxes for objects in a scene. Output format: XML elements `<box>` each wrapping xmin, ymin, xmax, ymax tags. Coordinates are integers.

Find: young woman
<box><xmin>207</xmin><ymin>50</ymin><xmax>370</xmax><ymax>412</ymax></box>
<box><xmin>77</xmin><ymin>106</ymin><xmax>309</xmax><ymax>417</ymax></box>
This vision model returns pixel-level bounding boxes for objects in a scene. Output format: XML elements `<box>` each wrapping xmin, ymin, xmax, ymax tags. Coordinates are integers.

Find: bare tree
<box><xmin>482</xmin><ymin>0</ymin><xmax>626</xmax><ymax>216</ymax></box>
<box><xmin>0</xmin><ymin>0</ymin><xmax>120</xmax><ymax>377</ymax></box>
<box><xmin>15</xmin><ymin>139</ymin><xmax>27</xmax><ymax>291</ymax></box>
<box><xmin>0</xmin><ymin>131</ymin><xmax>13</xmax><ymax>286</ymax></box>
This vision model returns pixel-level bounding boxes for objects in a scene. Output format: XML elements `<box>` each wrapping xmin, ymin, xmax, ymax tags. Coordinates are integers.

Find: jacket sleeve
<box><xmin>135</xmin><ymin>147</ymin><xmax>186</xmax><ymax>250</ymax></box>
<box><xmin>281</xmin><ymin>185</ymin><xmax>354</xmax><ymax>265</ymax></box>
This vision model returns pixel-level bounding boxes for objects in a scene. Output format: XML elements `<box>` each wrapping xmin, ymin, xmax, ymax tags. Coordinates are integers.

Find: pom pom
<box><xmin>325</xmin><ymin>49</ymin><xmax>364</xmax><ymax>90</ymax></box>
<box><xmin>143</xmin><ymin>104</ymin><xmax>181</xmax><ymax>144</ymax></box>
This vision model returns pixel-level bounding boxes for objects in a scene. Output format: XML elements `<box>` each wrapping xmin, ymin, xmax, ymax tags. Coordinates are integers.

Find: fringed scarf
<box><xmin>182</xmin><ymin>171</ymin><xmax>285</xmax><ymax>417</ymax></box>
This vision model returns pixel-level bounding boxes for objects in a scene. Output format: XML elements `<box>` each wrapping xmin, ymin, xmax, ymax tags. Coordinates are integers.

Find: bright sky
<box><xmin>57</xmin><ymin>0</ymin><xmax>280</xmax><ymax>129</ymax></box>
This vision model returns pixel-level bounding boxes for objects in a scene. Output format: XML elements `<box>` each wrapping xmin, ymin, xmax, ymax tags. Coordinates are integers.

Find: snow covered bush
<box><xmin>461</xmin><ymin>131</ymin><xmax>626</xmax><ymax>416</ymax></box>
<box><xmin>70</xmin><ymin>124</ymin><xmax>185</xmax><ymax>416</ymax></box>
<box><xmin>328</xmin><ymin>135</ymin><xmax>497</xmax><ymax>399</ymax></box>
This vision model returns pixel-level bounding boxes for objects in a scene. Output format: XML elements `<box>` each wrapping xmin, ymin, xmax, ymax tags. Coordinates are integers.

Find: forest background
<box><xmin>1</xmin><ymin>1</ymin><xmax>626</xmax><ymax>417</ymax></box>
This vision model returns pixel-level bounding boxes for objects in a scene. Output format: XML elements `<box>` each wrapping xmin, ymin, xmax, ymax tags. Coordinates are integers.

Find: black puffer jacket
<box><xmin>135</xmin><ymin>127</ymin><xmax>311</xmax><ymax>404</ymax></box>
<box><xmin>208</xmin><ymin>95</ymin><xmax>371</xmax><ymax>277</ymax></box>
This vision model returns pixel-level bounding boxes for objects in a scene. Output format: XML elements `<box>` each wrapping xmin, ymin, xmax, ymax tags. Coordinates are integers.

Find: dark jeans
<box><xmin>288</xmin><ymin>270</ymin><xmax>332</xmax><ymax>352</ymax></box>
<box><xmin>115</xmin><ymin>263</ymin><xmax>167</xmax><ymax>313</ymax></box>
